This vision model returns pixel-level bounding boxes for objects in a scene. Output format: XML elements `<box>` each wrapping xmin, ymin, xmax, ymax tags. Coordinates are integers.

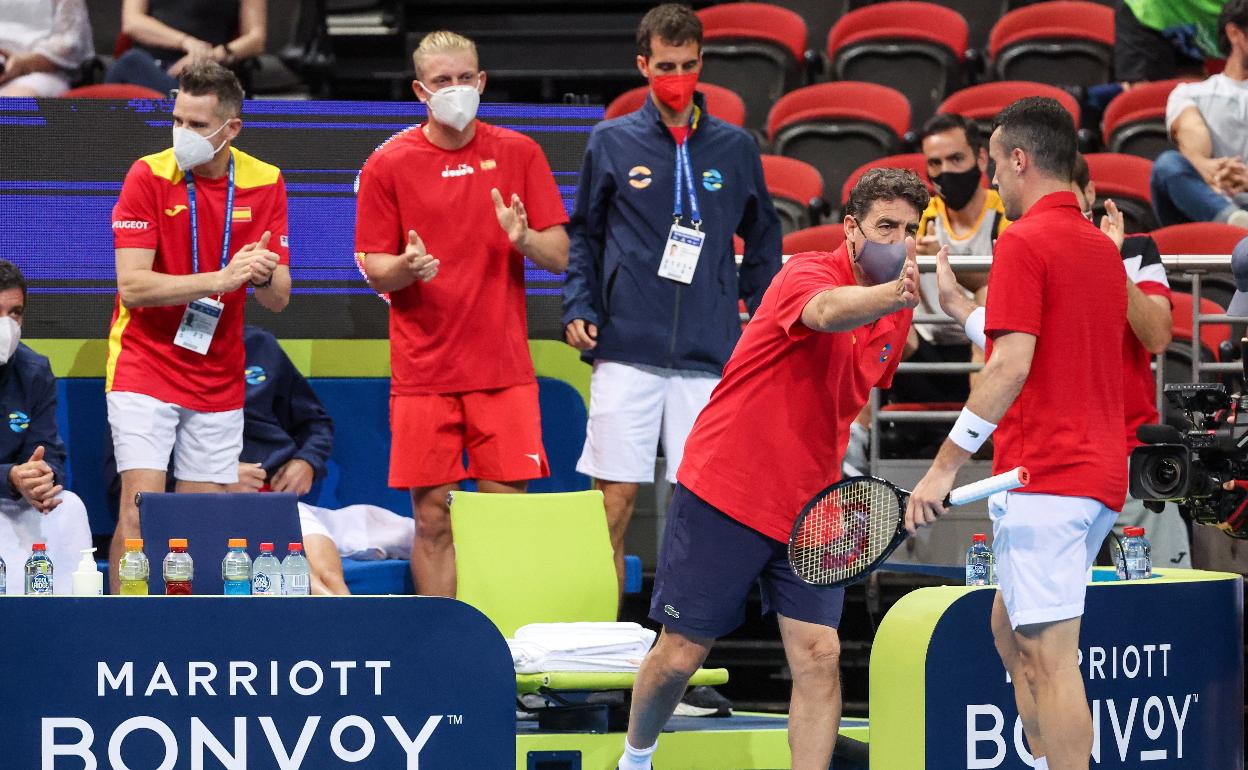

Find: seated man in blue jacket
<box><xmin>0</xmin><ymin>259</ymin><xmax>91</xmax><ymax>593</ymax></box>
<box><xmin>562</xmin><ymin>4</ymin><xmax>782</xmax><ymax>597</ymax></box>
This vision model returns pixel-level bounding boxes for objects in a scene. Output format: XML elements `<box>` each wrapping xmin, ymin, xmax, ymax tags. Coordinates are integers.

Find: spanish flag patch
<box><xmin>232</xmin><ymin>207</ymin><xmax>252</xmax><ymax>222</ymax></box>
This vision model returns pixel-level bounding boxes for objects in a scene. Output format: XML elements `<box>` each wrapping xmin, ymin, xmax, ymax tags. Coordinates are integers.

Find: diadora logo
<box><xmin>701</xmin><ymin>169</ymin><xmax>723</xmax><ymax>191</ymax></box>
<box><xmin>163</xmin><ymin>205</ymin><xmax>187</xmax><ymax>217</ymax></box>
<box><xmin>112</xmin><ymin>220</ymin><xmax>150</xmax><ymax>230</ymax></box>
<box><xmin>244</xmin><ymin>365</ymin><xmax>267</xmax><ymax>385</ymax></box>
<box><xmin>8</xmin><ymin>411</ymin><xmax>28</xmax><ymax>433</ymax></box>
<box><xmin>441</xmin><ymin>164</ymin><xmax>475</xmax><ymax>178</ymax></box>
<box><xmin>628</xmin><ymin>166</ymin><xmax>652</xmax><ymax>189</ymax></box>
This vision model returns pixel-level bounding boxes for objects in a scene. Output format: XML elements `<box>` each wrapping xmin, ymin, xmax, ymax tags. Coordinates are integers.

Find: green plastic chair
<box><xmin>450</xmin><ymin>490</ymin><xmax>728</xmax><ymax>695</ymax></box>
<box><xmin>451</xmin><ymin>490</ymin><xmax>619</xmax><ymax>638</ymax></box>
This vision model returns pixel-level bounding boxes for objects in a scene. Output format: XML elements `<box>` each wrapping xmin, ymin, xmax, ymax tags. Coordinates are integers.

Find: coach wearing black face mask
<box><xmin>889</xmin><ymin>114</ymin><xmax>1013</xmax><ymax>410</ymax></box>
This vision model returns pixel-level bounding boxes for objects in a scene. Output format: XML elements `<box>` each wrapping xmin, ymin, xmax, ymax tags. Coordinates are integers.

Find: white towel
<box><xmin>508</xmin><ymin>622</ymin><xmax>657</xmax><ymax>673</ymax></box>
<box><xmin>298</xmin><ymin>502</ymin><xmax>415</xmax><ymax>560</ymax></box>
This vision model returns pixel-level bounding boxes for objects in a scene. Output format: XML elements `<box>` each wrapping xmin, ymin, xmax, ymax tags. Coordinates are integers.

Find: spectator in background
<box><xmin>1152</xmin><ymin>0</ymin><xmax>1248</xmax><ymax>227</ymax></box>
<box><xmin>108</xmin><ymin>60</ymin><xmax>289</xmax><ymax>592</ymax></box>
<box><xmin>105</xmin><ymin>0</ymin><xmax>266</xmax><ymax>94</ymax></box>
<box><xmin>1071</xmin><ymin>155</ymin><xmax>1190</xmax><ymax>569</ymax></box>
<box><xmin>562</xmin><ymin>4</ymin><xmax>781</xmax><ymax>595</ymax></box>
<box><xmin>355</xmin><ymin>31</ymin><xmax>569</xmax><ymax>598</ymax></box>
<box><xmin>1115</xmin><ymin>0</ymin><xmax>1225</xmax><ymax>84</ymax></box>
<box><xmin>0</xmin><ymin>0</ymin><xmax>93</xmax><ymax>97</ymax></box>
<box><xmin>911</xmin><ymin>114</ymin><xmax>1007</xmax><ymax>398</ymax></box>
<box><xmin>0</xmin><ymin>259</ymin><xmax>92</xmax><ymax>594</ymax></box>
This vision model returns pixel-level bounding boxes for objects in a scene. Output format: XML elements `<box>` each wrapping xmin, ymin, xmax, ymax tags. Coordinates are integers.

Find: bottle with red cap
<box><xmin>251</xmin><ymin>542</ymin><xmax>281</xmax><ymax>596</ymax></box>
<box><xmin>1123</xmin><ymin>526</ymin><xmax>1152</xmax><ymax>580</ymax></box>
<box><xmin>163</xmin><ymin>539</ymin><xmax>193</xmax><ymax>595</ymax></box>
<box><xmin>965</xmin><ymin>533</ymin><xmax>995</xmax><ymax>587</ymax></box>
<box><xmin>281</xmin><ymin>542</ymin><xmax>311</xmax><ymax>596</ymax></box>
<box><xmin>24</xmin><ymin>543</ymin><xmax>53</xmax><ymax>595</ymax></box>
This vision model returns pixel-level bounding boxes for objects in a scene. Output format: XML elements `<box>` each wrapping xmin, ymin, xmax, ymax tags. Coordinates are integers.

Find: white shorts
<box><xmin>0</xmin><ymin>491</ymin><xmax>91</xmax><ymax>595</ymax></box>
<box><xmin>577</xmin><ymin>360</ymin><xmax>719</xmax><ymax>484</ymax></box>
<box><xmin>1</xmin><ymin>71</ymin><xmax>70</xmax><ymax>97</ymax></box>
<box><xmin>989</xmin><ymin>491</ymin><xmax>1119</xmax><ymax>630</ymax></box>
<box><xmin>107</xmin><ymin>391</ymin><xmax>243</xmax><ymax>484</ymax></box>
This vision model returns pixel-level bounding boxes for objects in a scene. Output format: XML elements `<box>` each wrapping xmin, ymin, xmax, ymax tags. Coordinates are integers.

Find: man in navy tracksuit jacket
<box><xmin>561</xmin><ymin>4</ymin><xmax>781</xmax><ymax>598</ymax></box>
<box><xmin>0</xmin><ymin>259</ymin><xmax>90</xmax><ymax>594</ymax></box>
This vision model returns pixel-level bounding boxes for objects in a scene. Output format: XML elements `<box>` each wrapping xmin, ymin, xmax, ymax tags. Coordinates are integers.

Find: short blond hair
<box><xmin>412</xmin><ymin>31</ymin><xmax>479</xmax><ymax>80</ymax></box>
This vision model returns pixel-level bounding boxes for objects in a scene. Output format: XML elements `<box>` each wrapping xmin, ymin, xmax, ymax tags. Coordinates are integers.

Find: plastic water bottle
<box><xmin>251</xmin><ymin>542</ymin><xmax>281</xmax><ymax>596</ymax></box>
<box><xmin>1112</xmin><ymin>534</ymin><xmax>1128</xmax><ymax>580</ymax></box>
<box><xmin>163</xmin><ymin>539</ymin><xmax>193</xmax><ymax>595</ymax></box>
<box><xmin>118</xmin><ymin>539</ymin><xmax>150</xmax><ymax>595</ymax></box>
<box><xmin>281</xmin><ymin>542</ymin><xmax>311</xmax><ymax>596</ymax></box>
<box><xmin>0</xmin><ymin>552</ymin><xmax>6</xmax><ymax>595</ymax></box>
<box><xmin>222</xmin><ymin>539</ymin><xmax>252</xmax><ymax>596</ymax></box>
<box><xmin>965</xmin><ymin>533</ymin><xmax>995</xmax><ymax>586</ymax></box>
<box><xmin>1123</xmin><ymin>526</ymin><xmax>1152</xmax><ymax>579</ymax></box>
<box><xmin>24</xmin><ymin>543</ymin><xmax>53</xmax><ymax>595</ymax></box>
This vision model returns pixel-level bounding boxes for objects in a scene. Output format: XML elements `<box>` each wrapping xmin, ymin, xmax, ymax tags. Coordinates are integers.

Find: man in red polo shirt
<box><xmin>109</xmin><ymin>60</ymin><xmax>289</xmax><ymax>592</ymax></box>
<box><xmin>354</xmin><ymin>30</ymin><xmax>569</xmax><ymax>598</ymax></box>
<box><xmin>615</xmin><ymin>168</ymin><xmax>928</xmax><ymax>770</ymax></box>
<box><xmin>907</xmin><ymin>98</ymin><xmax>1128</xmax><ymax>770</ymax></box>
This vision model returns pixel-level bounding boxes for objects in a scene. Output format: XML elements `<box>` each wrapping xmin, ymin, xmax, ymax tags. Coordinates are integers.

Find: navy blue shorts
<box><xmin>649</xmin><ymin>484</ymin><xmax>845</xmax><ymax>639</ymax></box>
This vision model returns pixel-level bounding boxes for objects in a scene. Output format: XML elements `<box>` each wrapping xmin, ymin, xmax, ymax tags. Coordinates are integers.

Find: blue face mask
<box><xmin>850</xmin><ymin>219</ymin><xmax>907</xmax><ymax>285</ymax></box>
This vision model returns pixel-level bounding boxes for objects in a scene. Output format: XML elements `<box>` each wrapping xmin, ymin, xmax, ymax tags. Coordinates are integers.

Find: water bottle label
<box><xmin>223</xmin><ymin>580</ymin><xmax>250</xmax><ymax>596</ymax></box>
<box><xmin>30</xmin><ymin>573</ymin><xmax>51</xmax><ymax>593</ymax></box>
<box><xmin>252</xmin><ymin>572</ymin><xmax>276</xmax><ymax>594</ymax></box>
<box><xmin>286</xmin><ymin>574</ymin><xmax>310</xmax><ymax>594</ymax></box>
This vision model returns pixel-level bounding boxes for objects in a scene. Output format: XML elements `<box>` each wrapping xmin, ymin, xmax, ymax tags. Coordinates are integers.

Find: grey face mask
<box><xmin>850</xmin><ymin>220</ymin><xmax>907</xmax><ymax>285</ymax></box>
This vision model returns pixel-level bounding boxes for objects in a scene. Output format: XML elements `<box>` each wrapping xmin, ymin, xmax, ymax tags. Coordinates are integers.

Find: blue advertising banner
<box><xmin>0</xmin><ymin>596</ymin><xmax>515</xmax><ymax>768</ymax></box>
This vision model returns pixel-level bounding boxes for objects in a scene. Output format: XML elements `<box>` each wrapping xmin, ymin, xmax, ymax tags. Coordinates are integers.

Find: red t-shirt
<box><xmin>1121</xmin><ymin>235</ymin><xmax>1171</xmax><ymax>451</ymax></box>
<box><xmin>984</xmin><ymin>192</ymin><xmax>1127</xmax><ymax>510</ymax></box>
<box><xmin>109</xmin><ymin>147</ymin><xmax>290</xmax><ymax>412</ymax></box>
<box><xmin>678</xmin><ymin>246</ymin><xmax>911</xmax><ymax>543</ymax></box>
<box><xmin>354</xmin><ymin>122</ymin><xmax>569</xmax><ymax>395</ymax></box>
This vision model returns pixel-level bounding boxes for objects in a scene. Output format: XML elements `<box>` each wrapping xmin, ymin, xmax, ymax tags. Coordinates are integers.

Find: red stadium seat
<box><xmin>697</xmin><ymin>3</ymin><xmax>808</xmax><ymax>133</ymax></box>
<box><xmin>1150</xmin><ymin>223</ymin><xmax>1248</xmax><ymax>255</ymax></box>
<box><xmin>840</xmin><ymin>153</ymin><xmax>931</xmax><ymax>207</ymax></box>
<box><xmin>61</xmin><ymin>84</ymin><xmax>164</xmax><ymax>99</ymax></box>
<box><xmin>989</xmin><ymin>1</ymin><xmax>1114</xmax><ymax>87</ymax></box>
<box><xmin>761</xmin><ymin>154</ymin><xmax>825</xmax><ymax>234</ymax></box>
<box><xmin>1170</xmin><ymin>292</ymin><xmax>1230</xmax><ymax>362</ymax></box>
<box><xmin>827</xmin><ymin>2</ymin><xmax>968</xmax><ymax>127</ymax></box>
<box><xmin>768</xmin><ymin>82</ymin><xmax>910</xmax><ymax>210</ymax></box>
<box><xmin>783</xmin><ymin>223</ymin><xmax>847</xmax><ymax>254</ymax></box>
<box><xmin>603</xmin><ymin>84</ymin><xmax>747</xmax><ymax>127</ymax></box>
<box><xmin>1102</xmin><ymin>79</ymin><xmax>1195</xmax><ymax>160</ymax></box>
<box><xmin>938</xmin><ymin>81</ymin><xmax>1080</xmax><ymax>134</ymax></box>
<box><xmin>1084</xmin><ymin>153</ymin><xmax>1157</xmax><ymax>233</ymax></box>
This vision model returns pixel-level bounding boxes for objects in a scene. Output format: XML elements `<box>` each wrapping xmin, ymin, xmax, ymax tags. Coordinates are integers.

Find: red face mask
<box><xmin>651</xmin><ymin>72</ymin><xmax>698</xmax><ymax>113</ymax></box>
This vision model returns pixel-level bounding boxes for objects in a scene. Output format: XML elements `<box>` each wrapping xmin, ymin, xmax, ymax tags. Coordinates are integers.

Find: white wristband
<box><xmin>964</xmin><ymin>305</ymin><xmax>986</xmax><ymax>350</ymax></box>
<box><xmin>949</xmin><ymin>407</ymin><xmax>997</xmax><ymax>453</ymax></box>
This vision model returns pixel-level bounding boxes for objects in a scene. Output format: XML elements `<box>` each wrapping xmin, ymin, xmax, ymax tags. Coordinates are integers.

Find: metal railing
<box><xmin>866</xmin><ymin>254</ymin><xmax>1239</xmax><ymax>472</ymax></box>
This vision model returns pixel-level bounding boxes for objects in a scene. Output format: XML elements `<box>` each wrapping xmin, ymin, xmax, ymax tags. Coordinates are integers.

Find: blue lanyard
<box><xmin>672</xmin><ymin>138</ymin><xmax>701</xmax><ymax>229</ymax></box>
<box><xmin>186</xmin><ymin>155</ymin><xmax>235</xmax><ymax>275</ymax></box>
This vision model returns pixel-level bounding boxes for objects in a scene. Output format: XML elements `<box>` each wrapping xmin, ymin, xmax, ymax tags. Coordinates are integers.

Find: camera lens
<box><xmin>1143</xmin><ymin>455</ymin><xmax>1185</xmax><ymax>497</ymax></box>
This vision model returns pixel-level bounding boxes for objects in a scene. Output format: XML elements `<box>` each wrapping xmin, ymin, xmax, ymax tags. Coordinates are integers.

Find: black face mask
<box><xmin>933</xmin><ymin>165</ymin><xmax>982</xmax><ymax>211</ymax></box>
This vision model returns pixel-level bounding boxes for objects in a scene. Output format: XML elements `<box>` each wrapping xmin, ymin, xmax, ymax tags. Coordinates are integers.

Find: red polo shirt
<box><xmin>985</xmin><ymin>191</ymin><xmax>1127</xmax><ymax>510</ymax></box>
<box><xmin>678</xmin><ymin>246</ymin><xmax>912</xmax><ymax>543</ymax></box>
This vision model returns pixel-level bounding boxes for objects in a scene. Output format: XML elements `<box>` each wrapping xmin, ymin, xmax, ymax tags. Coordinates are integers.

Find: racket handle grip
<box><xmin>945</xmin><ymin>466</ymin><xmax>1030</xmax><ymax>507</ymax></box>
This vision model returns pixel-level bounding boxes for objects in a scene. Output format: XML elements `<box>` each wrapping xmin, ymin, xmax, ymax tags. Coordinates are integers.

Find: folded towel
<box><xmin>508</xmin><ymin>622</ymin><xmax>657</xmax><ymax>673</ymax></box>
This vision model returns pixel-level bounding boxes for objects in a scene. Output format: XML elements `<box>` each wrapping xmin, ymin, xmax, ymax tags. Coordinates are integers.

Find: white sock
<box><xmin>617</xmin><ymin>739</ymin><xmax>657</xmax><ymax>770</ymax></box>
<box><xmin>1034</xmin><ymin>757</ymin><xmax>1048</xmax><ymax>770</ymax></box>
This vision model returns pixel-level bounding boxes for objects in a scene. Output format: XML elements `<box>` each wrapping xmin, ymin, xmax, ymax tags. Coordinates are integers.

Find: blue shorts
<box><xmin>649</xmin><ymin>485</ymin><xmax>846</xmax><ymax>639</ymax></box>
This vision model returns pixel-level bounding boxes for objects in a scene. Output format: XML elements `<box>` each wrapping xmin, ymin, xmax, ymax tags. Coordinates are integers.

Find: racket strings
<box><xmin>790</xmin><ymin>480</ymin><xmax>900</xmax><ymax>584</ymax></box>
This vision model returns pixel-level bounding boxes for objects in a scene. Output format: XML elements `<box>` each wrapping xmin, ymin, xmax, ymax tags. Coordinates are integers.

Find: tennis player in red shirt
<box><xmin>616</xmin><ymin>168</ymin><xmax>929</xmax><ymax>770</ymax></box>
<box><xmin>907</xmin><ymin>98</ymin><xmax>1128</xmax><ymax>770</ymax></box>
<box><xmin>354</xmin><ymin>31</ymin><xmax>569</xmax><ymax>598</ymax></box>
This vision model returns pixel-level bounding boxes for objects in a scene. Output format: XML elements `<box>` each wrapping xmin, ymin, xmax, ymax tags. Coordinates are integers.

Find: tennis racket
<box><xmin>788</xmin><ymin>467</ymin><xmax>1030</xmax><ymax>587</ymax></box>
